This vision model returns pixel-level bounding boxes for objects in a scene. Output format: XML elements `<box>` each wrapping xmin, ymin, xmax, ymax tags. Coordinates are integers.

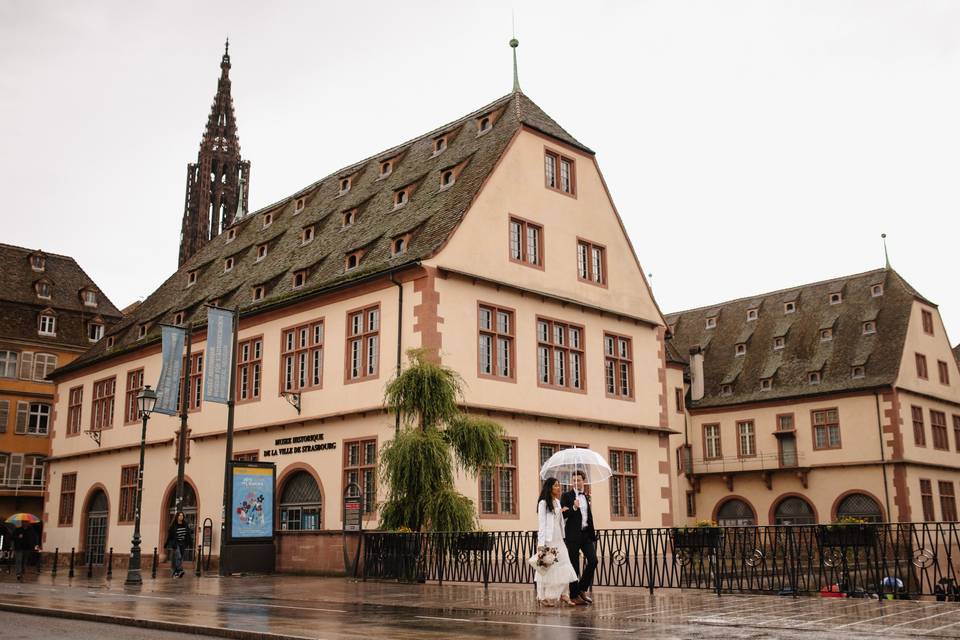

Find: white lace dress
<box><xmin>534</xmin><ymin>498</ymin><xmax>578</xmax><ymax>601</ymax></box>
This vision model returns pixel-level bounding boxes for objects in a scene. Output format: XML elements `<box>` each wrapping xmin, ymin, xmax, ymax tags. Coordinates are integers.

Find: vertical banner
<box><xmin>204</xmin><ymin>307</ymin><xmax>234</xmax><ymax>404</ymax></box>
<box><xmin>229</xmin><ymin>463</ymin><xmax>275</xmax><ymax>540</ymax></box>
<box><xmin>154</xmin><ymin>326</ymin><xmax>186</xmax><ymax>416</ymax></box>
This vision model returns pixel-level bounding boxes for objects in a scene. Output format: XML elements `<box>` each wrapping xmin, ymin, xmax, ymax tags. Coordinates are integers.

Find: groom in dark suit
<box><xmin>561</xmin><ymin>470</ymin><xmax>598</xmax><ymax>604</ymax></box>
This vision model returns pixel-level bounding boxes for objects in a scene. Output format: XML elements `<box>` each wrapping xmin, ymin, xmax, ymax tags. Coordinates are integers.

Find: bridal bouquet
<box><xmin>528</xmin><ymin>546</ymin><xmax>558</xmax><ymax>571</ymax></box>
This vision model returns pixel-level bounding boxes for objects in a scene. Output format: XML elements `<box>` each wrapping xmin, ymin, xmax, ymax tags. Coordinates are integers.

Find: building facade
<box><xmin>44</xmin><ymin>89</ymin><xmax>675</xmax><ymax>572</ymax></box>
<box><xmin>666</xmin><ymin>269</ymin><xmax>960</xmax><ymax>526</ymax></box>
<box><xmin>0</xmin><ymin>244</ymin><xmax>121</xmax><ymax>524</ymax></box>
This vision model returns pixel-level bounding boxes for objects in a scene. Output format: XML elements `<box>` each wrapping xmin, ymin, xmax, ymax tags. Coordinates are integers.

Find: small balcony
<box><xmin>0</xmin><ymin>477</ymin><xmax>46</xmax><ymax>496</ymax></box>
<box><xmin>684</xmin><ymin>452</ymin><xmax>809</xmax><ymax>491</ymax></box>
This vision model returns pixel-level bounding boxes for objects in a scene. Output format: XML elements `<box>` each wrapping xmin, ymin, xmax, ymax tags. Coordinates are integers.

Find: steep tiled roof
<box><xmin>666</xmin><ymin>269</ymin><xmax>924</xmax><ymax>409</ymax></box>
<box><xmin>0</xmin><ymin>243</ymin><xmax>123</xmax><ymax>348</ymax></box>
<box><xmin>60</xmin><ymin>92</ymin><xmax>588</xmax><ymax>374</ymax></box>
<box><xmin>954</xmin><ymin>344</ymin><xmax>960</xmax><ymax>365</ymax></box>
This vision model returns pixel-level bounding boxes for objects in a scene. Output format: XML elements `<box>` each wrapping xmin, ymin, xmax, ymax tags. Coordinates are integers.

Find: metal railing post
<box><xmin>151</xmin><ymin>547</ymin><xmax>158</xmax><ymax>579</ymax></box>
<box><xmin>106</xmin><ymin>548</ymin><xmax>113</xmax><ymax>579</ymax></box>
<box><xmin>68</xmin><ymin>548</ymin><xmax>75</xmax><ymax>578</ymax></box>
<box><xmin>647</xmin><ymin>529</ymin><xmax>655</xmax><ymax>595</ymax></box>
<box><xmin>51</xmin><ymin>548</ymin><xmax>58</xmax><ymax>577</ymax></box>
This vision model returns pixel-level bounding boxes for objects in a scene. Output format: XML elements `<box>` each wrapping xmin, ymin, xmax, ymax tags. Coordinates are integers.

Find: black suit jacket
<box><xmin>561</xmin><ymin>489</ymin><xmax>596</xmax><ymax>542</ymax></box>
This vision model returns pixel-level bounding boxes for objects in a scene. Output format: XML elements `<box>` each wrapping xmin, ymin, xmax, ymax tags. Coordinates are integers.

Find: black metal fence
<box><xmin>362</xmin><ymin>523</ymin><xmax>960</xmax><ymax>599</ymax></box>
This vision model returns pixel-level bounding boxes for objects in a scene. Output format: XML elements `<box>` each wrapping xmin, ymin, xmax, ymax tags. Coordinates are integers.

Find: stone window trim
<box><xmin>912</xmin><ymin>405</ymin><xmax>927</xmax><ymax>447</ymax></box>
<box><xmin>118</xmin><ymin>464</ymin><xmax>138</xmax><ymax>524</ymax></box>
<box><xmin>922</xmin><ymin>309</ymin><xmax>935</xmax><ymax>335</ymax></box>
<box><xmin>58</xmin><ymin>472</ymin><xmax>77</xmax><ymax>527</ymax></box>
<box><xmin>343</xmin><ymin>437</ymin><xmax>378</xmax><ymax>517</ymax></box>
<box><xmin>345</xmin><ymin>304</ymin><xmax>380</xmax><ymax>384</ymax></box>
<box><xmin>236</xmin><ymin>335</ymin><xmax>264</xmax><ymax>404</ymax></box>
<box><xmin>604</xmin><ymin>332</ymin><xmax>634</xmax><ymax>401</ymax></box>
<box><xmin>66</xmin><ymin>386</ymin><xmax>83</xmax><ymax>437</ymax></box>
<box><xmin>544</xmin><ymin>147</ymin><xmax>577</xmax><ymax>197</ymax></box>
<box><xmin>90</xmin><ymin>376</ymin><xmax>117</xmax><ymax>431</ymax></box>
<box><xmin>920</xmin><ymin>478</ymin><xmax>936</xmax><ymax>521</ymax></box>
<box><xmin>536</xmin><ymin>316</ymin><xmax>586</xmax><ymax>393</ymax></box>
<box><xmin>124</xmin><ymin>368</ymin><xmax>144</xmax><ymax>425</ymax></box>
<box><xmin>702</xmin><ymin>423</ymin><xmax>722</xmax><ymax>460</ymax></box>
<box><xmin>30</xmin><ymin>252</ymin><xmax>45</xmax><ymax>272</ymax></box>
<box><xmin>932</xmin><ymin>410</ymin><xmax>950</xmax><ymax>451</ymax></box>
<box><xmin>737</xmin><ymin>420</ymin><xmax>757</xmax><ymax>458</ymax></box>
<box><xmin>35</xmin><ymin>280</ymin><xmax>51</xmax><ymax>299</ymax></box>
<box><xmin>509</xmin><ymin>215</ymin><xmax>544</xmax><ymax>269</ymax></box>
<box><xmin>179</xmin><ymin>352</ymin><xmax>204</xmax><ymax>413</ymax></box>
<box><xmin>577</xmin><ymin>238</ymin><xmax>608</xmax><ymax>288</ymax></box>
<box><xmin>609</xmin><ymin>448</ymin><xmax>640</xmax><ymax>520</ymax></box>
<box><xmin>262</xmin><ymin>212</ymin><xmax>273</xmax><ymax>229</ymax></box>
<box><xmin>281</xmin><ymin>320</ymin><xmax>324</xmax><ymax>394</ymax></box>
<box><xmin>916</xmin><ymin>353</ymin><xmax>929</xmax><ymax>380</ymax></box>
<box><xmin>478</xmin><ymin>437</ymin><xmax>519</xmax><ymax>520</ymax></box>
<box><xmin>477</xmin><ymin>302</ymin><xmax>516</xmax><ymax>382</ymax></box>
<box><xmin>829</xmin><ymin>292</ymin><xmax>843</xmax><ymax>305</ymax></box>
<box><xmin>938</xmin><ymin>360</ymin><xmax>950</xmax><ymax>386</ymax></box>
<box><xmin>811</xmin><ymin>407</ymin><xmax>841</xmax><ymax>450</ymax></box>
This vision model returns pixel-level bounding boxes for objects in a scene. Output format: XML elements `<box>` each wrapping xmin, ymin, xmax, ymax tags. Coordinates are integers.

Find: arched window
<box><xmin>279</xmin><ymin>471</ymin><xmax>321</xmax><ymax>531</ymax></box>
<box><xmin>85</xmin><ymin>489</ymin><xmax>108</xmax><ymax>565</ymax></box>
<box><xmin>441</xmin><ymin>170</ymin><xmax>454</xmax><ymax>188</ymax></box>
<box><xmin>774</xmin><ymin>496</ymin><xmax>816</xmax><ymax>525</ymax></box>
<box><xmin>836</xmin><ymin>493</ymin><xmax>883</xmax><ymax>523</ymax></box>
<box><xmin>716</xmin><ymin>498</ymin><xmax>755</xmax><ymax>526</ymax></box>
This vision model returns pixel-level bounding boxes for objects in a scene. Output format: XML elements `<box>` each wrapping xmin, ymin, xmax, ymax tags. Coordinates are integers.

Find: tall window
<box><xmin>0</xmin><ymin>400</ymin><xmax>7</xmax><ymax>434</ymax></box>
<box><xmin>124</xmin><ymin>369</ymin><xmax>143</xmax><ymax>424</ymax></box>
<box><xmin>932</xmin><ymin>410</ymin><xmax>949</xmax><ymax>450</ymax></box>
<box><xmin>922</xmin><ymin>309</ymin><xmax>935</xmax><ymax>335</ymax></box>
<box><xmin>604</xmin><ymin>333</ymin><xmax>633</xmax><ymax>399</ymax></box>
<box><xmin>536</xmin><ymin>318</ymin><xmax>584</xmax><ymax>391</ymax></box>
<box><xmin>577</xmin><ymin>240</ymin><xmax>606</xmax><ymax>286</ymax></box>
<box><xmin>346</xmin><ymin>306</ymin><xmax>379</xmax><ymax>382</ymax></box>
<box><xmin>118</xmin><ymin>465</ymin><xmax>138</xmax><ymax>524</ymax></box>
<box><xmin>179</xmin><ymin>353</ymin><xmax>203</xmax><ymax>411</ymax></box>
<box><xmin>33</xmin><ymin>353</ymin><xmax>57</xmax><ymax>381</ymax></box>
<box><xmin>812</xmin><ymin>408</ymin><xmax>841</xmax><ymax>450</ymax></box>
<box><xmin>279</xmin><ymin>471</ymin><xmax>322</xmax><ymax>530</ymax></box>
<box><xmin>38</xmin><ymin>313</ymin><xmax>56</xmax><ymax>336</ymax></box>
<box><xmin>544</xmin><ymin>150</ymin><xmax>575</xmax><ymax>195</ymax></box>
<box><xmin>17</xmin><ymin>402</ymin><xmax>51</xmax><ymax>435</ymax></box>
<box><xmin>609</xmin><ymin>449</ymin><xmax>638</xmax><ymax>518</ymax></box>
<box><xmin>59</xmin><ymin>473</ymin><xmax>76</xmax><ymax>525</ymax></box>
<box><xmin>67</xmin><ymin>386</ymin><xmax>83</xmax><ymax>435</ymax></box>
<box><xmin>479</xmin><ymin>439</ymin><xmax>517</xmax><ymax>516</ymax></box>
<box><xmin>478</xmin><ymin>305</ymin><xmax>514</xmax><ymax>379</ymax></box>
<box><xmin>916</xmin><ymin>353</ymin><xmax>929</xmax><ymax>380</ymax></box>
<box><xmin>344</xmin><ymin>438</ymin><xmax>377</xmax><ymax>515</ymax></box>
<box><xmin>283</xmin><ymin>322</ymin><xmax>323</xmax><ymax>392</ymax></box>
<box><xmin>703</xmin><ymin>424</ymin><xmax>722</xmax><ymax>459</ymax></box>
<box><xmin>939</xmin><ymin>481</ymin><xmax>957</xmax><ymax>522</ymax></box>
<box><xmin>954</xmin><ymin>415</ymin><xmax>960</xmax><ymax>452</ymax></box>
<box><xmin>920</xmin><ymin>479</ymin><xmax>935</xmax><ymax>521</ymax></box>
<box><xmin>0</xmin><ymin>350</ymin><xmax>17</xmax><ymax>378</ymax></box>
<box><xmin>24</xmin><ymin>455</ymin><xmax>43</xmax><ymax>486</ymax></box>
<box><xmin>939</xmin><ymin>361</ymin><xmax>950</xmax><ymax>385</ymax></box>
<box><xmin>91</xmin><ymin>377</ymin><xmax>116</xmax><ymax>430</ymax></box>
<box><xmin>237</xmin><ymin>337</ymin><xmax>264</xmax><ymax>401</ymax></box>
<box><xmin>508</xmin><ymin>217</ymin><xmax>543</xmax><ymax>267</ymax></box>
<box><xmin>737</xmin><ymin>421</ymin><xmax>756</xmax><ymax>457</ymax></box>
<box><xmin>912</xmin><ymin>406</ymin><xmax>926</xmax><ymax>447</ymax></box>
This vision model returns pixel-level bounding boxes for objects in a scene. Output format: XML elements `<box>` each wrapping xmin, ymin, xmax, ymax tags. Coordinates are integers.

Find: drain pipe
<box><xmin>874</xmin><ymin>390</ymin><xmax>893</xmax><ymax>520</ymax></box>
<box><xmin>390</xmin><ymin>271</ymin><xmax>403</xmax><ymax>436</ymax></box>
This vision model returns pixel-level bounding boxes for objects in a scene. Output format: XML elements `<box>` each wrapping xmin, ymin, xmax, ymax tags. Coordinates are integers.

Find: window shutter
<box><xmin>19</xmin><ymin>352</ymin><xmax>33</xmax><ymax>380</ymax></box>
<box><xmin>0</xmin><ymin>400</ymin><xmax>7</xmax><ymax>433</ymax></box>
<box><xmin>8</xmin><ymin>453</ymin><xmax>23</xmax><ymax>486</ymax></box>
<box><xmin>15</xmin><ymin>402</ymin><xmax>28</xmax><ymax>434</ymax></box>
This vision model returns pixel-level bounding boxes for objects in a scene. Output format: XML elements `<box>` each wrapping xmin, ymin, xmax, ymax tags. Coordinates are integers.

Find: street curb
<box><xmin>0</xmin><ymin>601</ymin><xmax>314</xmax><ymax>640</ymax></box>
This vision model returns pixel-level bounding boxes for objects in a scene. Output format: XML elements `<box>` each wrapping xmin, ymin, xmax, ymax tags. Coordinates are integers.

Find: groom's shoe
<box><xmin>581</xmin><ymin>594</ymin><xmax>593</xmax><ymax>604</ymax></box>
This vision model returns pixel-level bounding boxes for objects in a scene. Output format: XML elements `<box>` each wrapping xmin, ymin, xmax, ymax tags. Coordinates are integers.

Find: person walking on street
<box><xmin>533</xmin><ymin>477</ymin><xmax>579</xmax><ymax>607</ymax></box>
<box><xmin>12</xmin><ymin>521</ymin><xmax>39</xmax><ymax>581</ymax></box>
<box><xmin>164</xmin><ymin>511</ymin><xmax>193</xmax><ymax>578</ymax></box>
<box><xmin>561</xmin><ymin>470</ymin><xmax>598</xmax><ymax>605</ymax></box>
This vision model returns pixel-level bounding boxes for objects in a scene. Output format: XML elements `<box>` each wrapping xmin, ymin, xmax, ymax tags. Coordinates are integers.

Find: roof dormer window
<box><xmin>342</xmin><ymin>209</ymin><xmax>356</xmax><ymax>228</ymax></box>
<box><xmin>393</xmin><ymin>188</ymin><xmax>409</xmax><ymax>209</ymax></box>
<box><xmin>226</xmin><ymin>228</ymin><xmax>236</xmax><ymax>243</ymax></box>
<box><xmin>263</xmin><ymin>212</ymin><xmax>273</xmax><ymax>229</ymax></box>
<box><xmin>705</xmin><ymin>316</ymin><xmax>717</xmax><ymax>330</ymax></box>
<box><xmin>829</xmin><ymin>292</ymin><xmax>842</xmax><ymax>305</ymax></box>
<box><xmin>379</xmin><ymin>160</ymin><xmax>393</xmax><ymax>178</ymax></box>
<box><xmin>746</xmin><ymin>308</ymin><xmax>758</xmax><ymax>322</ymax></box>
<box><xmin>735</xmin><ymin>343</ymin><xmax>746</xmax><ymax>357</ymax></box>
<box><xmin>339</xmin><ymin>177</ymin><xmax>352</xmax><ymax>195</ymax></box>
<box><xmin>773</xmin><ymin>336</ymin><xmax>785</xmax><ymax>351</ymax></box>
<box><xmin>252</xmin><ymin>285</ymin><xmax>265</xmax><ymax>301</ymax></box>
<box><xmin>808</xmin><ymin>371</ymin><xmax>821</xmax><ymax>385</ymax></box>
<box><xmin>392</xmin><ymin>235</ymin><xmax>410</xmax><ymax>256</ymax></box>
<box><xmin>82</xmin><ymin>290</ymin><xmax>97</xmax><ymax>307</ymax></box>
<box><xmin>35</xmin><ymin>282</ymin><xmax>50</xmax><ymax>299</ymax></box>
<box><xmin>784</xmin><ymin>301</ymin><xmax>796</xmax><ymax>314</ymax></box>
<box><xmin>871</xmin><ymin>283</ymin><xmax>883</xmax><ymax>297</ymax></box>
<box><xmin>345</xmin><ymin>250</ymin><xmax>365</xmax><ymax>272</ymax></box>
<box><xmin>863</xmin><ymin>321</ymin><xmax>877</xmax><ymax>335</ymax></box>
<box><xmin>106</xmin><ymin>336</ymin><xmax>115</xmax><ymax>349</ymax></box>
<box><xmin>187</xmin><ymin>271</ymin><xmax>198</xmax><ymax>287</ymax></box>
<box><xmin>433</xmin><ymin>136</ymin><xmax>448</xmax><ymax>155</ymax></box>
<box><xmin>294</xmin><ymin>197</ymin><xmax>305</xmax><ymax>214</ymax></box>
<box><xmin>477</xmin><ymin>116</ymin><xmax>492</xmax><ymax>135</ymax></box>
<box><xmin>720</xmin><ymin>384</ymin><xmax>733</xmax><ymax>396</ymax></box>
<box><xmin>760</xmin><ymin>378</ymin><xmax>772</xmax><ymax>391</ymax></box>
<box><xmin>440</xmin><ymin>169</ymin><xmax>455</xmax><ymax>189</ymax></box>
<box><xmin>38</xmin><ymin>312</ymin><xmax>57</xmax><ymax>336</ymax></box>
<box><xmin>255</xmin><ymin>244</ymin><xmax>268</xmax><ymax>262</ymax></box>
<box><xmin>292</xmin><ymin>270</ymin><xmax>307</xmax><ymax>289</ymax></box>
<box><xmin>88</xmin><ymin>321</ymin><xmax>104</xmax><ymax>342</ymax></box>
<box><xmin>852</xmin><ymin>366</ymin><xmax>866</xmax><ymax>379</ymax></box>
<box><xmin>30</xmin><ymin>253</ymin><xmax>45</xmax><ymax>272</ymax></box>
<box><xmin>137</xmin><ymin>324</ymin><xmax>148</xmax><ymax>340</ymax></box>
<box><xmin>224</xmin><ymin>257</ymin><xmax>234</xmax><ymax>273</ymax></box>
<box><xmin>820</xmin><ymin>328</ymin><xmax>833</xmax><ymax>341</ymax></box>
<box><xmin>174</xmin><ymin>311</ymin><xmax>185</xmax><ymax>325</ymax></box>
<box><xmin>302</xmin><ymin>225</ymin><xmax>314</xmax><ymax>245</ymax></box>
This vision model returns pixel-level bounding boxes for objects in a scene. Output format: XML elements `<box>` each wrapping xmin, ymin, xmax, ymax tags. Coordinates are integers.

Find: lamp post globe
<box><xmin>125</xmin><ymin>385</ymin><xmax>156</xmax><ymax>586</ymax></box>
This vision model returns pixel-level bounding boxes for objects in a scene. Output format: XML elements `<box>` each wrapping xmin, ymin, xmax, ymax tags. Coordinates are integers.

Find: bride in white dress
<box><xmin>534</xmin><ymin>477</ymin><xmax>579</xmax><ymax>606</ymax></box>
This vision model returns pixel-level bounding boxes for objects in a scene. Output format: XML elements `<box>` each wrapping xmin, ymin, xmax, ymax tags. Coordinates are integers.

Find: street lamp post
<box><xmin>124</xmin><ymin>385</ymin><xmax>158</xmax><ymax>587</ymax></box>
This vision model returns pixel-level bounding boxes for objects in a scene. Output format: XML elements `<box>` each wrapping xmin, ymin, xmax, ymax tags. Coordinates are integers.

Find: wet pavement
<box><xmin>1</xmin><ymin>571</ymin><xmax>960</xmax><ymax>639</ymax></box>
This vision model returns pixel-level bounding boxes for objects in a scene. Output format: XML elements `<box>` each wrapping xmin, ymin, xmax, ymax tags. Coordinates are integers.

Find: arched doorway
<box><xmin>715</xmin><ymin>498</ymin><xmax>756</xmax><ymax>526</ymax></box>
<box><xmin>773</xmin><ymin>496</ymin><xmax>816</xmax><ymax>525</ymax></box>
<box><xmin>165</xmin><ymin>482</ymin><xmax>198</xmax><ymax>561</ymax></box>
<box><xmin>279</xmin><ymin>470</ymin><xmax>322</xmax><ymax>531</ymax></box>
<box><xmin>835</xmin><ymin>492</ymin><xmax>883</xmax><ymax>523</ymax></box>
<box><xmin>85</xmin><ymin>489</ymin><xmax>108</xmax><ymax>565</ymax></box>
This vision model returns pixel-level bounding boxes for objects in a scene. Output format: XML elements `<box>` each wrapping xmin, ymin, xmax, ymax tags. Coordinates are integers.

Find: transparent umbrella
<box><xmin>539</xmin><ymin>448</ymin><xmax>613</xmax><ymax>485</ymax></box>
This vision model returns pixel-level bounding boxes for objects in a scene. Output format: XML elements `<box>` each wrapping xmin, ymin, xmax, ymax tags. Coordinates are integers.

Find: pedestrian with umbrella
<box><xmin>7</xmin><ymin>514</ymin><xmax>41</xmax><ymax>581</ymax></box>
<box><xmin>539</xmin><ymin>448</ymin><xmax>612</xmax><ymax>606</ymax></box>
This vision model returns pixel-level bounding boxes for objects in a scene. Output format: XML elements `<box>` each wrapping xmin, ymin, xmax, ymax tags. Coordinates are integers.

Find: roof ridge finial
<box><xmin>510</xmin><ymin>13</ymin><xmax>520</xmax><ymax>94</ymax></box>
<box><xmin>225</xmin><ymin>37</ymin><xmax>229</xmax><ymax>56</ymax></box>
<box><xmin>235</xmin><ymin>176</ymin><xmax>246</xmax><ymax>221</ymax></box>
<box><xmin>881</xmin><ymin>233</ymin><xmax>891</xmax><ymax>269</ymax></box>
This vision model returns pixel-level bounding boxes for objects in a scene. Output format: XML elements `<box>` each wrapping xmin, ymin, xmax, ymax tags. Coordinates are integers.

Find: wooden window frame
<box><xmin>922</xmin><ymin>309</ymin><xmax>935</xmax><ymax>335</ymax></box>
<box><xmin>124</xmin><ymin>368</ymin><xmax>144</xmax><ymax>425</ymax></box>
<box><xmin>236</xmin><ymin>335</ymin><xmax>264</xmax><ymax>404</ymax></box>
<box><xmin>920</xmin><ymin>478</ymin><xmax>935</xmax><ymax>521</ymax></box>
<box><xmin>536</xmin><ymin>316</ymin><xmax>586</xmax><ymax>393</ymax></box>
<box><xmin>118</xmin><ymin>464</ymin><xmax>138</xmax><ymax>524</ymax></box>
<box><xmin>912</xmin><ymin>405</ymin><xmax>926</xmax><ymax>447</ymax></box>
<box><xmin>508</xmin><ymin>215</ymin><xmax>544</xmax><ymax>269</ymax></box>
<box><xmin>67</xmin><ymin>386</ymin><xmax>83</xmax><ymax>436</ymax></box>
<box><xmin>343</xmin><ymin>437</ymin><xmax>377</xmax><ymax>517</ymax></box>
<box><xmin>345</xmin><ymin>305</ymin><xmax>380</xmax><ymax>384</ymax></box>
<box><xmin>609</xmin><ymin>448</ymin><xmax>640</xmax><ymax>520</ymax></box>
<box><xmin>938</xmin><ymin>360</ymin><xmax>950</xmax><ymax>386</ymax></box>
<box><xmin>91</xmin><ymin>376</ymin><xmax>116</xmax><ymax>431</ymax></box>
<box><xmin>954</xmin><ymin>415</ymin><xmax>960</xmax><ymax>452</ymax></box>
<box><xmin>477</xmin><ymin>302</ymin><xmax>516</xmax><ymax>382</ymax></box>
<box><xmin>179</xmin><ymin>352</ymin><xmax>203</xmax><ymax>413</ymax></box>
<box><xmin>916</xmin><ymin>353</ymin><xmax>929</xmax><ymax>380</ymax></box>
<box><xmin>776</xmin><ymin>413</ymin><xmax>796</xmax><ymax>432</ymax></box>
<box><xmin>544</xmin><ymin>147</ymin><xmax>577</xmax><ymax>197</ymax></box>
<box><xmin>576</xmin><ymin>238</ymin><xmax>608</xmax><ymax>288</ymax></box>
<box><xmin>811</xmin><ymin>408</ymin><xmax>842</xmax><ymax>450</ymax></box>
<box><xmin>603</xmin><ymin>332</ymin><xmax>634</xmax><ymax>401</ymax></box>
<box><xmin>737</xmin><ymin>420</ymin><xmax>757</xmax><ymax>458</ymax></box>
<box><xmin>38</xmin><ymin>313</ymin><xmax>56</xmax><ymax>336</ymax></box>
<box><xmin>282</xmin><ymin>320</ymin><xmax>324</xmax><ymax>393</ymax></box>
<box><xmin>939</xmin><ymin>481</ymin><xmax>957</xmax><ymax>522</ymax></box>
<box><xmin>675</xmin><ymin>387</ymin><xmax>684</xmax><ymax>414</ymax></box>
<box><xmin>703</xmin><ymin>423</ymin><xmax>722</xmax><ymax>460</ymax></box>
<box><xmin>931</xmin><ymin>410</ymin><xmax>949</xmax><ymax>451</ymax></box>
<box><xmin>685</xmin><ymin>490</ymin><xmax>696</xmax><ymax>517</ymax></box>
<box><xmin>58</xmin><ymin>472</ymin><xmax>77</xmax><ymax>526</ymax></box>
<box><xmin>478</xmin><ymin>438</ymin><xmax>519</xmax><ymax>519</ymax></box>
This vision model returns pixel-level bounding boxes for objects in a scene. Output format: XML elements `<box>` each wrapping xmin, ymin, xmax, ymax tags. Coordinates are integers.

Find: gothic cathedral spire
<box><xmin>178</xmin><ymin>40</ymin><xmax>251</xmax><ymax>266</ymax></box>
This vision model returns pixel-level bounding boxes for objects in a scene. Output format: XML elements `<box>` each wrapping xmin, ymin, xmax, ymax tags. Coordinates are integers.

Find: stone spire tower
<box><xmin>178</xmin><ymin>40</ymin><xmax>251</xmax><ymax>266</ymax></box>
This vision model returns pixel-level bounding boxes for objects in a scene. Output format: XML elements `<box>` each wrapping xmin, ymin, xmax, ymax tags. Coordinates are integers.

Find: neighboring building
<box><xmin>0</xmin><ymin>244</ymin><xmax>121</xmax><ymax>523</ymax></box>
<box><xmin>179</xmin><ymin>41</ymin><xmax>251</xmax><ymax>267</ymax></box>
<box><xmin>44</xmin><ymin>81</ymin><xmax>673</xmax><ymax>571</ymax></box>
<box><xmin>666</xmin><ymin>268</ymin><xmax>960</xmax><ymax>526</ymax></box>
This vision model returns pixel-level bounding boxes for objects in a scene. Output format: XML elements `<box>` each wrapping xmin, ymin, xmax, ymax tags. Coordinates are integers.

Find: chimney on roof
<box><xmin>689</xmin><ymin>346</ymin><xmax>705</xmax><ymax>402</ymax></box>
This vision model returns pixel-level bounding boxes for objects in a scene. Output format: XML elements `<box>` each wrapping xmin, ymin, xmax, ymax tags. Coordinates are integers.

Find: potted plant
<box><xmin>817</xmin><ymin>516</ymin><xmax>878</xmax><ymax>548</ymax></box>
<box><xmin>672</xmin><ymin>520</ymin><xmax>722</xmax><ymax>550</ymax></box>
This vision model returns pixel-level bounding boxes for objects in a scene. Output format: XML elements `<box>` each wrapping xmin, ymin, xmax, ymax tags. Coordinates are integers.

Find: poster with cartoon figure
<box><xmin>231</xmin><ymin>465</ymin><xmax>274</xmax><ymax>539</ymax></box>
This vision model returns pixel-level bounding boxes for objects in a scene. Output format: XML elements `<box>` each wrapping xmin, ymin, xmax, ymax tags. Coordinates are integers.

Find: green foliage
<box><xmin>379</xmin><ymin>349</ymin><xmax>506</xmax><ymax>532</ymax></box>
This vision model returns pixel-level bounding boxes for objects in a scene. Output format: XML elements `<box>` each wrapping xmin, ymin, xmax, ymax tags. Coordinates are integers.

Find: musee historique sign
<box><xmin>262</xmin><ymin>432</ymin><xmax>336</xmax><ymax>458</ymax></box>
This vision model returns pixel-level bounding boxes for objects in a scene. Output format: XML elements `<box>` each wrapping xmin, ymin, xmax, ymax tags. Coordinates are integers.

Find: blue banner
<box><xmin>231</xmin><ymin>466</ymin><xmax>274</xmax><ymax>539</ymax></box>
<box><xmin>204</xmin><ymin>307</ymin><xmax>234</xmax><ymax>404</ymax></box>
<box><xmin>154</xmin><ymin>326</ymin><xmax>186</xmax><ymax>416</ymax></box>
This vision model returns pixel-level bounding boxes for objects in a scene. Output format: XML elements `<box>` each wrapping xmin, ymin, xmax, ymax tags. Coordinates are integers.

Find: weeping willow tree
<box><xmin>379</xmin><ymin>349</ymin><xmax>506</xmax><ymax>532</ymax></box>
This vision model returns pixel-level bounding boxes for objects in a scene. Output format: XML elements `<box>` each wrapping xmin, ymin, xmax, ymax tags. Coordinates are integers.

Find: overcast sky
<box><xmin>2</xmin><ymin>1</ymin><xmax>958</xmax><ymax>343</ymax></box>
